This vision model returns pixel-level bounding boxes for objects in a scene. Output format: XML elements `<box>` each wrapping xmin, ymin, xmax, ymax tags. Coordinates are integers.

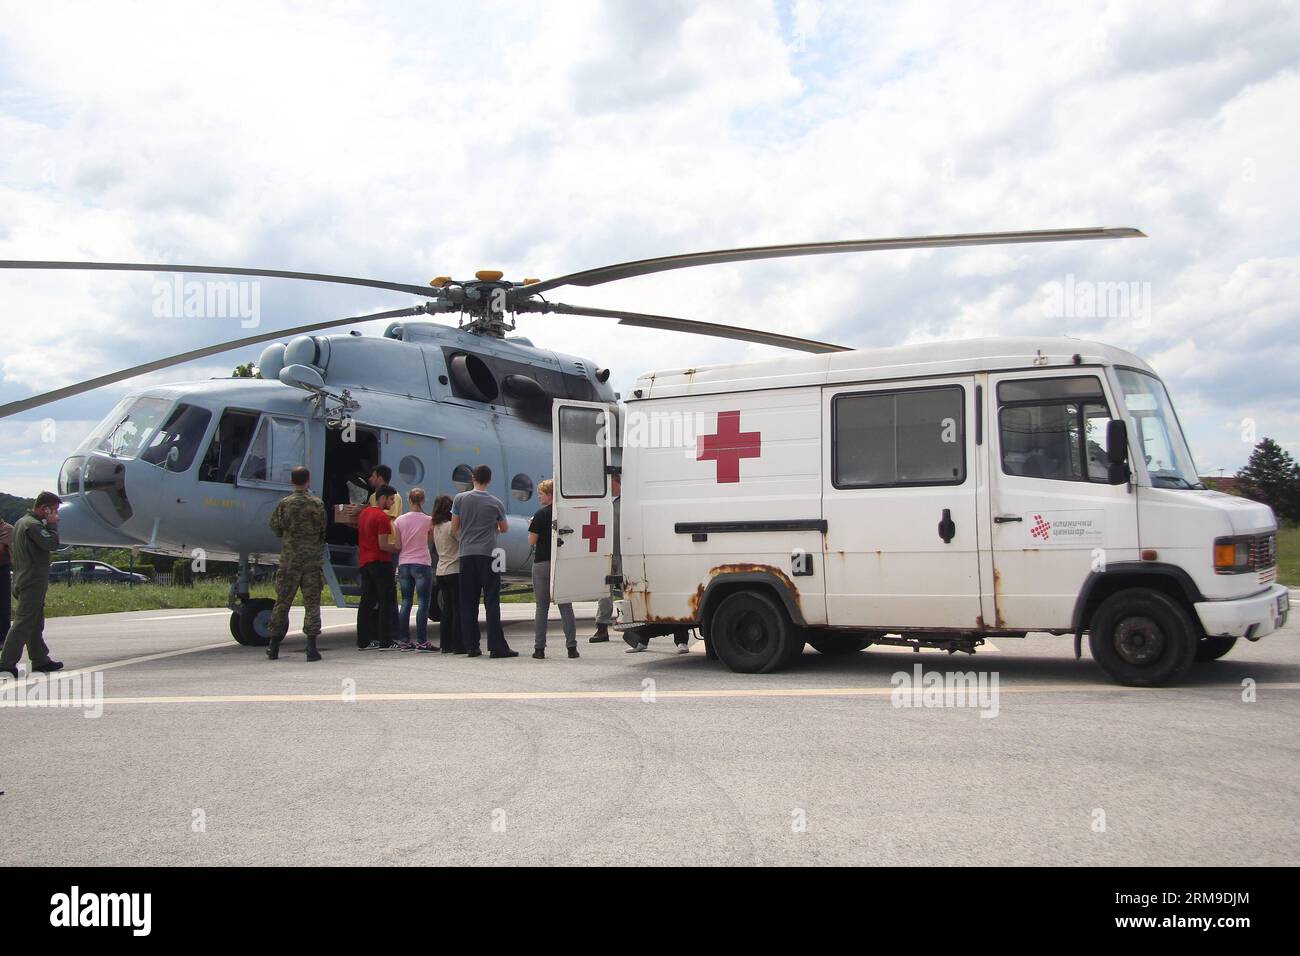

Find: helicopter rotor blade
<box><xmin>0</xmin><ymin>305</ymin><xmax>427</xmax><ymax>419</ymax></box>
<box><xmin>529</xmin><ymin>302</ymin><xmax>850</xmax><ymax>354</ymax></box>
<box><xmin>0</xmin><ymin>259</ymin><xmax>441</xmax><ymax>299</ymax></box>
<box><xmin>519</xmin><ymin>226</ymin><xmax>1146</xmax><ymax>296</ymax></box>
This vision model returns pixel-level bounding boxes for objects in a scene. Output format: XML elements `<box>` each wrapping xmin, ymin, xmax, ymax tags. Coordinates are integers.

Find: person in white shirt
<box><xmin>430</xmin><ymin>494</ymin><xmax>463</xmax><ymax>654</ymax></box>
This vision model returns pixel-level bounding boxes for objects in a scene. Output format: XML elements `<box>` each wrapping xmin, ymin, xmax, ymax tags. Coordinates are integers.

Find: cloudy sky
<box><xmin>1</xmin><ymin>0</ymin><xmax>1296</xmax><ymax>496</ymax></box>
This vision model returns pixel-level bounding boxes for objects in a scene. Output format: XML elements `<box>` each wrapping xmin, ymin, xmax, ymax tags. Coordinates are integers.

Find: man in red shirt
<box><xmin>357</xmin><ymin>484</ymin><xmax>402</xmax><ymax>649</ymax></box>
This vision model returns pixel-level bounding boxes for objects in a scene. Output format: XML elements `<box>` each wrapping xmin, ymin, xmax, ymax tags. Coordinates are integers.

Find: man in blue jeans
<box><xmin>452</xmin><ymin>465</ymin><xmax>518</xmax><ymax>659</ymax></box>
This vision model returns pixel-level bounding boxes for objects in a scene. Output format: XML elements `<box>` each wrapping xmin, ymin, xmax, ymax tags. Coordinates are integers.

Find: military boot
<box><xmin>267</xmin><ymin>632</ymin><xmax>282</xmax><ymax>660</ymax></box>
<box><xmin>305</xmin><ymin>636</ymin><xmax>321</xmax><ymax>662</ymax></box>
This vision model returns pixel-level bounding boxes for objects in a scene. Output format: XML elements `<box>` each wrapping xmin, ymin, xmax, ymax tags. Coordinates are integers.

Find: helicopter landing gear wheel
<box><xmin>236</xmin><ymin>598</ymin><xmax>277</xmax><ymax>647</ymax></box>
<box><xmin>229</xmin><ymin>611</ymin><xmax>244</xmax><ymax>644</ymax></box>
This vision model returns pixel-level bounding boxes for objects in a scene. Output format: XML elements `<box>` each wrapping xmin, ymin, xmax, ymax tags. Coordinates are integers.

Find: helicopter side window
<box><xmin>140</xmin><ymin>404</ymin><xmax>213</xmax><ymax>472</ymax></box>
<box><xmin>201</xmin><ymin>410</ymin><xmax>261</xmax><ymax>484</ymax></box>
<box><xmin>239</xmin><ymin>415</ymin><xmax>307</xmax><ymax>487</ymax></box>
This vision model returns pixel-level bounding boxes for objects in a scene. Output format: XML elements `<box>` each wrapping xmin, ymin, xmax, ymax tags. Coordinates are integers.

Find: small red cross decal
<box><xmin>580</xmin><ymin>510</ymin><xmax>606</xmax><ymax>552</ymax></box>
<box><xmin>697</xmin><ymin>410</ymin><xmax>762</xmax><ymax>484</ymax></box>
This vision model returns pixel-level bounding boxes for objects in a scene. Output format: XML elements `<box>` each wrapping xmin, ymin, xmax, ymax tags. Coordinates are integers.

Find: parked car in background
<box><xmin>48</xmin><ymin>559</ymin><xmax>149</xmax><ymax>585</ymax></box>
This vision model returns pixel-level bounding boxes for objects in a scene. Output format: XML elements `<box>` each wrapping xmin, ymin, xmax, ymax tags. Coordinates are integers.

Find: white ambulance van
<box><xmin>550</xmin><ymin>336</ymin><xmax>1288</xmax><ymax>686</ymax></box>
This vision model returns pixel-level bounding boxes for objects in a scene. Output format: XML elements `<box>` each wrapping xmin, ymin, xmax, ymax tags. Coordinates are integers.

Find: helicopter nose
<box><xmin>55</xmin><ymin>455</ymin><xmax>145</xmax><ymax>548</ymax></box>
<box><xmin>53</xmin><ymin>497</ymin><xmax>139</xmax><ymax>548</ymax></box>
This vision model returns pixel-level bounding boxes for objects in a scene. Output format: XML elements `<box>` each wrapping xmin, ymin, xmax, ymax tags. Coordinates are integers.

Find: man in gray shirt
<box><xmin>451</xmin><ymin>464</ymin><xmax>517</xmax><ymax>658</ymax></box>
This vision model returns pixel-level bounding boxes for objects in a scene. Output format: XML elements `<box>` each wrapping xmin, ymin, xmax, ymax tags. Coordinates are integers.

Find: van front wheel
<box><xmin>711</xmin><ymin>590</ymin><xmax>795</xmax><ymax>674</ymax></box>
<box><xmin>1088</xmin><ymin>588</ymin><xmax>1197</xmax><ymax>686</ymax></box>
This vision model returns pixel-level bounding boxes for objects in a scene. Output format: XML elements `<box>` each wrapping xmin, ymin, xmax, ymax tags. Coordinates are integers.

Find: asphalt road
<box><xmin>2</xmin><ymin>598</ymin><xmax>1297</xmax><ymax>866</ymax></box>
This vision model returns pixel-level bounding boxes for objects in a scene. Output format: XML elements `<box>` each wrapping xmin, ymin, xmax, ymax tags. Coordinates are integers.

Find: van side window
<box><xmin>833</xmin><ymin>386</ymin><xmax>965</xmax><ymax>487</ymax></box>
<box><xmin>997</xmin><ymin>376</ymin><xmax>1112</xmax><ymax>482</ymax></box>
<box><xmin>558</xmin><ymin>406</ymin><xmax>607</xmax><ymax>498</ymax></box>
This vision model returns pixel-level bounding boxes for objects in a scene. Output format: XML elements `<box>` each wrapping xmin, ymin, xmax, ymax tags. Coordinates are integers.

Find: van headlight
<box><xmin>1213</xmin><ymin>537</ymin><xmax>1249</xmax><ymax>573</ymax></box>
<box><xmin>1214</xmin><ymin>533</ymin><xmax>1273</xmax><ymax>574</ymax></box>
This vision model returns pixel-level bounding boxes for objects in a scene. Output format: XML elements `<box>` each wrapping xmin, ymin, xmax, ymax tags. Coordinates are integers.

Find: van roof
<box><xmin>631</xmin><ymin>335</ymin><xmax>1156</xmax><ymax>400</ymax></box>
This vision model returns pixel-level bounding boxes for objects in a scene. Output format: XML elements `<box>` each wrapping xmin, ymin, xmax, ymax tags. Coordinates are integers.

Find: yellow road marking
<box><xmin>45</xmin><ymin>681</ymin><xmax>1300</xmax><ymax>707</ymax></box>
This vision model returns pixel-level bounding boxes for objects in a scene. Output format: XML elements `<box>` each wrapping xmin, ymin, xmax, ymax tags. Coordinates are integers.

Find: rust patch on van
<box><xmin>992</xmin><ymin>567</ymin><xmax>1005</xmax><ymax>628</ymax></box>
<box><xmin>690</xmin><ymin>563</ymin><xmax>804</xmax><ymax>619</ymax></box>
<box><xmin>687</xmin><ymin>580</ymin><xmax>707</xmax><ymax>619</ymax></box>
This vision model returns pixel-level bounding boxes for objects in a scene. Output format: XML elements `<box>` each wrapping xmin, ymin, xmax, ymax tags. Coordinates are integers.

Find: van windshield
<box><xmin>1115</xmin><ymin>370</ymin><xmax>1203</xmax><ymax>489</ymax></box>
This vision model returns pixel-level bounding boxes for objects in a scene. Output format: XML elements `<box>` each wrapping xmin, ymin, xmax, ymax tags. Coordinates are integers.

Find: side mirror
<box><xmin>1106</xmin><ymin>419</ymin><xmax>1130</xmax><ymax>485</ymax></box>
<box><xmin>1106</xmin><ymin>419</ymin><xmax>1128</xmax><ymax>464</ymax></box>
<box><xmin>280</xmin><ymin>363</ymin><xmax>326</xmax><ymax>392</ymax></box>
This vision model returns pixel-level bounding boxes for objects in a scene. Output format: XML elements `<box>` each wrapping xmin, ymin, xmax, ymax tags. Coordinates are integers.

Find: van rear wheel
<box><xmin>710</xmin><ymin>590</ymin><xmax>795</xmax><ymax>674</ymax></box>
<box><xmin>1088</xmin><ymin>588</ymin><xmax>1197</xmax><ymax>686</ymax></box>
<box><xmin>1195</xmin><ymin>635</ymin><xmax>1238</xmax><ymax>662</ymax></box>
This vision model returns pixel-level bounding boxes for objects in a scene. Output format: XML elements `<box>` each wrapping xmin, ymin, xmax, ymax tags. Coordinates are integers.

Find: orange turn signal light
<box><xmin>1213</xmin><ymin>543</ymin><xmax>1237</xmax><ymax>568</ymax></box>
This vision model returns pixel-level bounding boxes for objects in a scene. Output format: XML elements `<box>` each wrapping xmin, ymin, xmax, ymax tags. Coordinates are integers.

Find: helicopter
<box><xmin>0</xmin><ymin>226</ymin><xmax>1142</xmax><ymax>646</ymax></box>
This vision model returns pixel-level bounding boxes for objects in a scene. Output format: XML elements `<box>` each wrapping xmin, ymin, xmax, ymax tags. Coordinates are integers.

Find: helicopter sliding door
<box><xmin>550</xmin><ymin>400</ymin><xmax>618</xmax><ymax>603</ymax></box>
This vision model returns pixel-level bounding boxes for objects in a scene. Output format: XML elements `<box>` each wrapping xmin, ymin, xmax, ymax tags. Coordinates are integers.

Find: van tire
<box><xmin>807</xmin><ymin>635</ymin><xmax>872</xmax><ymax>656</ymax></box>
<box><xmin>1088</xmin><ymin>588</ymin><xmax>1198</xmax><ymax>686</ymax></box>
<box><xmin>710</xmin><ymin>590</ymin><xmax>795</xmax><ymax>674</ymax></box>
<box><xmin>1195</xmin><ymin>635</ymin><xmax>1238</xmax><ymax>662</ymax></box>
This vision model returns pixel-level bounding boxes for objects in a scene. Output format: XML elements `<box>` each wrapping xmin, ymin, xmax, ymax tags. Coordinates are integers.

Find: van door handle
<box><xmin>556</xmin><ymin>527</ymin><xmax>574</xmax><ymax>535</ymax></box>
<box><xmin>994</xmin><ymin>515</ymin><xmax>1022</xmax><ymax>523</ymax></box>
<box><xmin>937</xmin><ymin>508</ymin><xmax>955</xmax><ymax>544</ymax></box>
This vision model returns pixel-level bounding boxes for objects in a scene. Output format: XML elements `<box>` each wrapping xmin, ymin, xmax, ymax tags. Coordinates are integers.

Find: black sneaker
<box><xmin>589</xmin><ymin>629</ymin><xmax>610</xmax><ymax>644</ymax></box>
<box><xmin>532</xmin><ymin>649</ymin><xmax>544</xmax><ymax>660</ymax></box>
<box><xmin>466</xmin><ymin>648</ymin><xmax>482</xmax><ymax>658</ymax></box>
<box><xmin>33</xmin><ymin>660</ymin><xmax>64</xmax><ymax>673</ymax></box>
<box><xmin>490</xmin><ymin>649</ymin><xmax>519</xmax><ymax>659</ymax></box>
<box><xmin>567</xmin><ymin>647</ymin><xmax>580</xmax><ymax>659</ymax></box>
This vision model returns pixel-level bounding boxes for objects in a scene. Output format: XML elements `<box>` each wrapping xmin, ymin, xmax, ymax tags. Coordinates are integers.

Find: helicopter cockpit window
<box><xmin>452</xmin><ymin>464</ymin><xmax>473</xmax><ymax>493</ymax></box>
<box><xmin>79</xmin><ymin>396</ymin><xmax>172</xmax><ymax>459</ymax></box>
<box><xmin>239</xmin><ymin>415</ymin><xmax>307</xmax><ymax>487</ymax></box>
<box><xmin>201</xmin><ymin>410</ymin><xmax>260</xmax><ymax>484</ymax></box>
<box><xmin>140</xmin><ymin>404</ymin><xmax>212</xmax><ymax>472</ymax></box>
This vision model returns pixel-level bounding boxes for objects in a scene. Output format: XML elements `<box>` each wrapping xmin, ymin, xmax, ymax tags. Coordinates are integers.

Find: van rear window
<box><xmin>833</xmin><ymin>386</ymin><xmax>965</xmax><ymax>488</ymax></box>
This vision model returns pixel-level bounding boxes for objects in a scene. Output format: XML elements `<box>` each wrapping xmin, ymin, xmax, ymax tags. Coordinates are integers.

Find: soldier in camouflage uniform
<box><xmin>267</xmin><ymin>466</ymin><xmax>327</xmax><ymax>661</ymax></box>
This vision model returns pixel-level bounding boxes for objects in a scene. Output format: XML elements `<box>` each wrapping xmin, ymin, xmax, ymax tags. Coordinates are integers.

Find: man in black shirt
<box><xmin>528</xmin><ymin>479</ymin><xmax>578</xmax><ymax>659</ymax></box>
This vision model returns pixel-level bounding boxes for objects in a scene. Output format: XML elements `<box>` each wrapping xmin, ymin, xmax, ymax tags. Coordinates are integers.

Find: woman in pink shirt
<box><xmin>393</xmin><ymin>487</ymin><xmax>436</xmax><ymax>650</ymax></box>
